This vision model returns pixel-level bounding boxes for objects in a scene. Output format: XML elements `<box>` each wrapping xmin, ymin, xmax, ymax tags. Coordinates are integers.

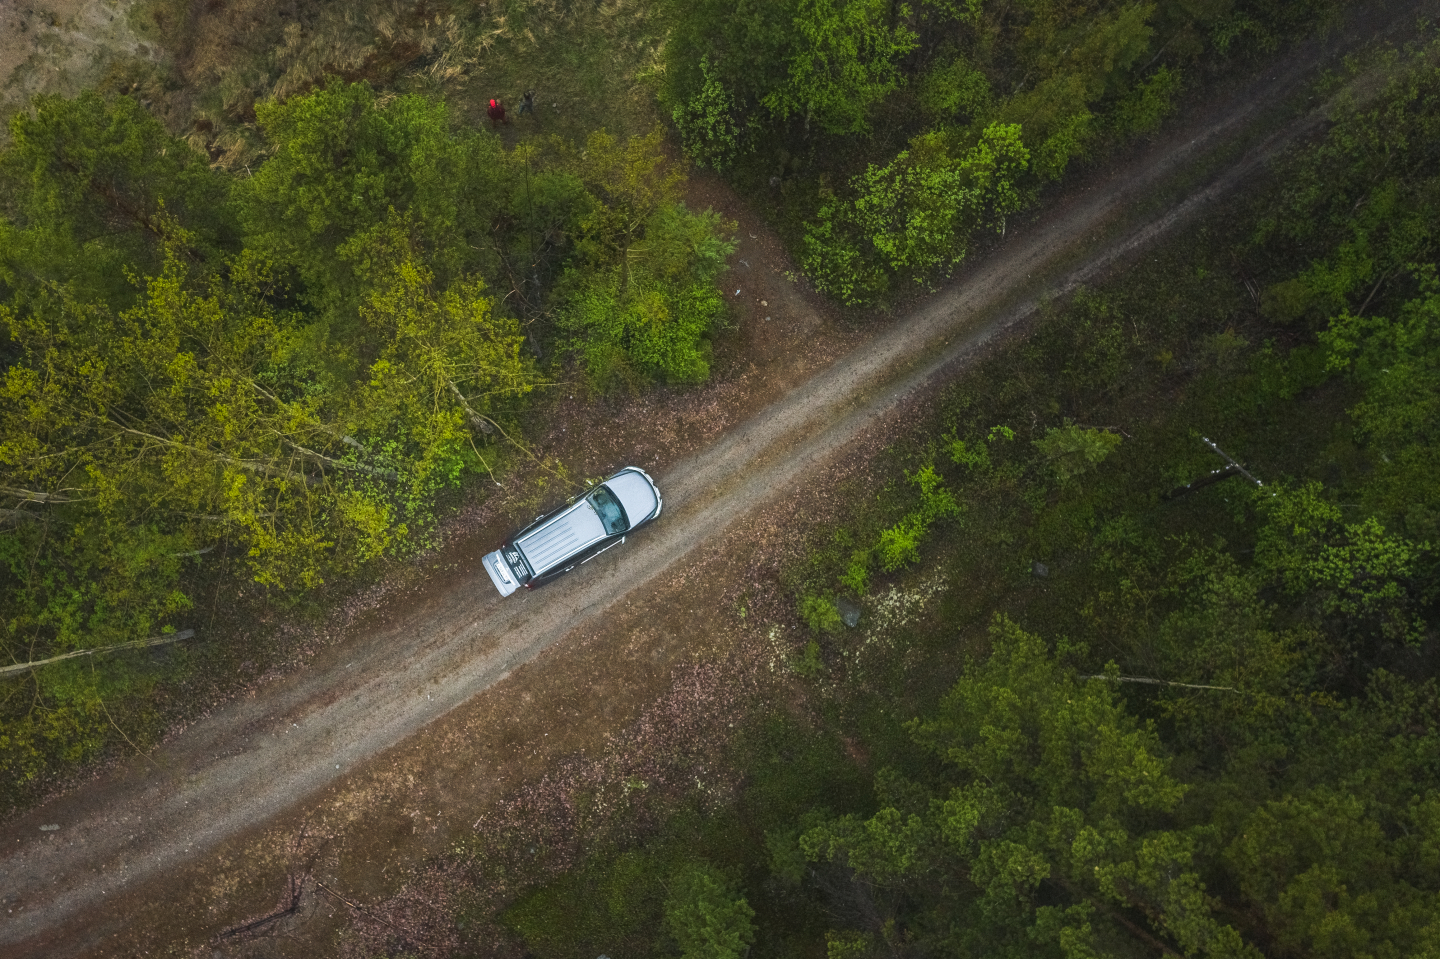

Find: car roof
<box><xmin>605</xmin><ymin>469</ymin><xmax>658</xmax><ymax>523</ymax></box>
<box><xmin>516</xmin><ymin>499</ymin><xmax>607</xmax><ymax>575</ymax></box>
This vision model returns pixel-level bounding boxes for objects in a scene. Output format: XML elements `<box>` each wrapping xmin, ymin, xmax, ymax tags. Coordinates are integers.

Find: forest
<box><xmin>3</xmin><ymin>0</ymin><xmax>1437</xmax><ymax>956</ymax></box>
<box><xmin>0</xmin><ymin>0</ymin><xmax>1352</xmax><ymax>801</ymax></box>
<box><xmin>489</xmin><ymin>22</ymin><xmax>1440</xmax><ymax>959</ymax></box>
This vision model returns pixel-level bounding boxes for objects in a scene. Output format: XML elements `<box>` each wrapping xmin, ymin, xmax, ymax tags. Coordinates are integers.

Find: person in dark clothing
<box><xmin>487</xmin><ymin>99</ymin><xmax>509</xmax><ymax>127</ymax></box>
<box><xmin>516</xmin><ymin>90</ymin><xmax>536</xmax><ymax>118</ymax></box>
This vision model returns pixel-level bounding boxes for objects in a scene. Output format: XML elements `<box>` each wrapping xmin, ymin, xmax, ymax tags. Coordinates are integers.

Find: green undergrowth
<box><xmin>492</xmin><ymin>714</ymin><xmax>879</xmax><ymax>959</ymax></box>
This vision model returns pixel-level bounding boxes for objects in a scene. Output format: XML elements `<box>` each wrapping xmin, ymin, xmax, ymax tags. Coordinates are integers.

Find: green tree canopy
<box><xmin>664</xmin><ymin>862</ymin><xmax>758</xmax><ymax>959</ymax></box>
<box><xmin>796</xmin><ymin>617</ymin><xmax>1254</xmax><ymax>959</ymax></box>
<box><xmin>235</xmin><ymin>79</ymin><xmax>474</xmax><ymax>317</ymax></box>
<box><xmin>763</xmin><ymin>0</ymin><xmax>919</xmax><ymax>136</ymax></box>
<box><xmin>0</xmin><ymin>90</ymin><xmax>236</xmax><ymax>309</ymax></box>
<box><xmin>803</xmin><ymin>123</ymin><xmax>1029</xmax><ymax>302</ymax></box>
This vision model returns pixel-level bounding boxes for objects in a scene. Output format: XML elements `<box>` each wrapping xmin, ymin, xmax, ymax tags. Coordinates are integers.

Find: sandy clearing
<box><xmin>1</xmin><ymin>2</ymin><xmax>1435</xmax><ymax>953</ymax></box>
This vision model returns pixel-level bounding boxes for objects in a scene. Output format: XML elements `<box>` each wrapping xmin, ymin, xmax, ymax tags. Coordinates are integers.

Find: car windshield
<box><xmin>590</xmin><ymin>486</ymin><xmax>629</xmax><ymax>536</ymax></box>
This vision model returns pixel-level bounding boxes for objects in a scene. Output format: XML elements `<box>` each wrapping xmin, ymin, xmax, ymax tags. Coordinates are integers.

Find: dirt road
<box><xmin>2</xmin><ymin>5</ymin><xmax>1432</xmax><ymax>954</ymax></box>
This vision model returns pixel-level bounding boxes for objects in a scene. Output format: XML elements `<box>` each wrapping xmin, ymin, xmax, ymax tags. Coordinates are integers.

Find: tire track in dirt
<box><xmin>1</xmin><ymin>4</ymin><xmax>1431</xmax><ymax>951</ymax></box>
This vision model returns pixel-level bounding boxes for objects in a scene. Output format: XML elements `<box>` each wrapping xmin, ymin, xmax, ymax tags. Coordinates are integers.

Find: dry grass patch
<box><xmin>111</xmin><ymin>0</ymin><xmax>664</xmax><ymax>168</ymax></box>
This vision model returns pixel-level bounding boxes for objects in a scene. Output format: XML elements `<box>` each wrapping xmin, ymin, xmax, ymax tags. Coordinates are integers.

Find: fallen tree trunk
<box><xmin>1164</xmin><ymin>463</ymin><xmax>1242</xmax><ymax>500</ymax></box>
<box><xmin>1</xmin><ymin>630</ymin><xmax>196</xmax><ymax>676</ymax></box>
<box><xmin>446</xmin><ymin>379</ymin><xmax>498</xmax><ymax>435</ymax></box>
<box><xmin>0</xmin><ymin>486</ymin><xmax>92</xmax><ymax>504</ymax></box>
<box><xmin>1084</xmin><ymin>674</ymin><xmax>1239</xmax><ymax>693</ymax></box>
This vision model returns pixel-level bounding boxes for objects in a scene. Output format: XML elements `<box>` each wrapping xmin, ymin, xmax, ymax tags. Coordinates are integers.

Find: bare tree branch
<box><xmin>1084</xmin><ymin>675</ymin><xmax>1240</xmax><ymax>693</ymax></box>
<box><xmin>282</xmin><ymin>440</ymin><xmax>400</xmax><ymax>482</ymax></box>
<box><xmin>117</xmin><ymin>427</ymin><xmax>315</xmax><ymax>484</ymax></box>
<box><xmin>0</xmin><ymin>508</ymin><xmax>43</xmax><ymax>527</ymax></box>
<box><xmin>1357</xmin><ymin>267</ymin><xmax>1395</xmax><ymax>317</ymax></box>
<box><xmin>1200</xmin><ymin>437</ymin><xmax>1263</xmax><ymax>487</ymax></box>
<box><xmin>1164</xmin><ymin>464</ymin><xmax>1242</xmax><ymax>501</ymax></box>
<box><xmin>246</xmin><ymin>382</ymin><xmax>369</xmax><ymax>452</ymax></box>
<box><xmin>217</xmin><ymin>872</ymin><xmax>306</xmax><ymax>941</ymax></box>
<box><xmin>0</xmin><ymin>486</ymin><xmax>93</xmax><ymax>504</ymax></box>
<box><xmin>186</xmin><ymin>512</ymin><xmax>277</xmax><ymax>522</ymax></box>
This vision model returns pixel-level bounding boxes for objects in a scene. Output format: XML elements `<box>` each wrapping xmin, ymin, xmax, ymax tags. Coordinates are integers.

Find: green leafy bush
<box><xmin>803</xmin><ymin>124</ymin><xmax>1029</xmax><ymax>303</ymax></box>
<box><xmin>799</xmin><ymin>594</ymin><xmax>843</xmax><ymax>634</ymax></box>
<box><xmin>559</xmin><ymin>197</ymin><xmax>734</xmax><ymax>389</ymax></box>
<box><xmin>558</xmin><ymin>267</ymin><xmax>726</xmax><ymax>390</ymax></box>
<box><xmin>663</xmin><ymin>862</ymin><xmax>757</xmax><ymax>959</ymax></box>
<box><xmin>917</xmin><ymin>55</ymin><xmax>992</xmax><ymax>120</ymax></box>
<box><xmin>877</xmin><ymin>516</ymin><xmax>926</xmax><ymax>572</ymax></box>
<box><xmin>839</xmin><ymin>551</ymin><xmax>871</xmax><ymax>595</ymax></box>
<box><xmin>1031</xmin><ymin>421</ymin><xmax>1122</xmax><ymax>482</ymax></box>
<box><xmin>874</xmin><ymin>466</ymin><xmax>962</xmax><ymax>573</ymax></box>
<box><xmin>672</xmin><ymin>57</ymin><xmax>747</xmax><ymax>171</ymax></box>
<box><xmin>1111</xmin><ymin>65</ymin><xmax>1184</xmax><ymax>136</ymax></box>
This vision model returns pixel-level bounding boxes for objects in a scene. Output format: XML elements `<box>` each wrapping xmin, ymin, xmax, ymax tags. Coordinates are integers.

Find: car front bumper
<box><xmin>482</xmin><ymin>549</ymin><xmax>521</xmax><ymax>597</ymax></box>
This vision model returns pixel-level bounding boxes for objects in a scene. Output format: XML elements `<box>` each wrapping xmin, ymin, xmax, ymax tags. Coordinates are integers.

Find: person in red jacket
<box><xmin>487</xmin><ymin>98</ymin><xmax>509</xmax><ymax>128</ymax></box>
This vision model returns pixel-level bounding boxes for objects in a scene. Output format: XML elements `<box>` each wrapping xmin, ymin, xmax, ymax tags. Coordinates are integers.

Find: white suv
<box><xmin>482</xmin><ymin>467</ymin><xmax>662</xmax><ymax>597</ymax></box>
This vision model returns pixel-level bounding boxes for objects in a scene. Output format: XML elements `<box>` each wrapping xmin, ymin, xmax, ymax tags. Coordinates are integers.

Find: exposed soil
<box><xmin>1</xmin><ymin>3</ymin><xmax>1435</xmax><ymax>955</ymax></box>
<box><xmin>0</xmin><ymin>0</ymin><xmax>156</xmax><ymax>120</ymax></box>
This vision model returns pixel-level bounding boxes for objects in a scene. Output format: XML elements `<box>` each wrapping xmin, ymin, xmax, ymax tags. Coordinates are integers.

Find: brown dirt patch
<box><xmin>0</xmin><ymin>0</ymin><xmax>156</xmax><ymax>120</ymax></box>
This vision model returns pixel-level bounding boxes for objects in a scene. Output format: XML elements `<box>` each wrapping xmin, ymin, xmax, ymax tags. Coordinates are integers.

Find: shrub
<box><xmin>664</xmin><ymin>862</ymin><xmax>757</xmax><ymax>959</ymax></box>
<box><xmin>672</xmin><ymin>57</ymin><xmax>747</xmax><ymax>171</ymax></box>
<box><xmin>559</xmin><ymin>270</ymin><xmax>724</xmax><ymax>389</ymax></box>
<box><xmin>1111</xmin><ymin>66</ymin><xmax>1183</xmax><ymax>137</ymax></box>
<box><xmin>878</xmin><ymin>516</ymin><xmax>926</xmax><ymax>572</ymax></box>
<box><xmin>1031</xmin><ymin>422</ymin><xmax>1122</xmax><ymax>482</ymax></box>
<box><xmin>800</xmin><ymin>594</ymin><xmax>843</xmax><ymax>633</ymax></box>
<box><xmin>917</xmin><ymin>56</ymin><xmax>992</xmax><ymax>120</ymax></box>
<box><xmin>802</xmin><ymin>124</ymin><xmax>1029</xmax><ymax>303</ymax></box>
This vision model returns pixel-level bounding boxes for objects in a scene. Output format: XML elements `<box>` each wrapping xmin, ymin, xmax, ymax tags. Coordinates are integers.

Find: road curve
<box><xmin>1</xmin><ymin>5</ymin><xmax>1429</xmax><ymax>952</ymax></box>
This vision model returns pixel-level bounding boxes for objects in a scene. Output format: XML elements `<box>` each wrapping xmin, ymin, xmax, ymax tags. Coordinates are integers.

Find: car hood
<box><xmin>605</xmin><ymin>469</ymin><xmax>660</xmax><ymax>524</ymax></box>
